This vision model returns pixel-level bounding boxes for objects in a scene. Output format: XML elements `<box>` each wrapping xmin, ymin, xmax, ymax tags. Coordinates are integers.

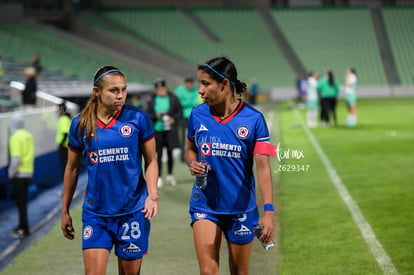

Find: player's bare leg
<box><xmin>83</xmin><ymin>248</ymin><xmax>110</xmax><ymax>275</ymax></box>
<box><xmin>118</xmin><ymin>258</ymin><xmax>142</xmax><ymax>275</ymax></box>
<box><xmin>227</xmin><ymin>241</ymin><xmax>253</xmax><ymax>275</ymax></box>
<box><xmin>193</xmin><ymin>219</ymin><xmax>223</xmax><ymax>275</ymax></box>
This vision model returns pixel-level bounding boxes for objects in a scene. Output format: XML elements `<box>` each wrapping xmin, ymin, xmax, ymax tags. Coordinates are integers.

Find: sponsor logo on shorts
<box><xmin>83</xmin><ymin>225</ymin><xmax>93</xmax><ymax>240</ymax></box>
<box><xmin>123</xmin><ymin>243</ymin><xmax>141</xmax><ymax>253</ymax></box>
<box><xmin>235</xmin><ymin>224</ymin><xmax>252</xmax><ymax>236</ymax></box>
<box><xmin>194</xmin><ymin>213</ymin><xmax>207</xmax><ymax>220</ymax></box>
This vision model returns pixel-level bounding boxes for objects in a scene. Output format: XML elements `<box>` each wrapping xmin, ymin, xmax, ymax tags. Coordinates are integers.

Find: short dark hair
<box><xmin>154</xmin><ymin>77</ymin><xmax>166</xmax><ymax>88</ymax></box>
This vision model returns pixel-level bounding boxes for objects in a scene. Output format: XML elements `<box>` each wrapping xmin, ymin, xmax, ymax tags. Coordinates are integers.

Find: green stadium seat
<box><xmin>382</xmin><ymin>6</ymin><xmax>414</xmax><ymax>85</ymax></box>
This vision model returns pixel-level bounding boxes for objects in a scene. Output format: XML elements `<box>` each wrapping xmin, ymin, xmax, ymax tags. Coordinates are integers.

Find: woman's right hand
<box><xmin>61</xmin><ymin>212</ymin><xmax>75</xmax><ymax>240</ymax></box>
<box><xmin>188</xmin><ymin>161</ymin><xmax>208</xmax><ymax>176</ymax></box>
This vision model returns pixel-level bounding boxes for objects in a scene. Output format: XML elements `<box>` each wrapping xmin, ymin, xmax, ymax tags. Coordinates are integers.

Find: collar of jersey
<box><xmin>96</xmin><ymin>106</ymin><xmax>123</xmax><ymax>129</ymax></box>
<box><xmin>212</xmin><ymin>100</ymin><xmax>243</xmax><ymax>124</ymax></box>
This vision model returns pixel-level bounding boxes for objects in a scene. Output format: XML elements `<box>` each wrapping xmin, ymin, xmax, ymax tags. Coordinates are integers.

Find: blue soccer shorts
<box><xmin>190</xmin><ymin>208</ymin><xmax>259</xmax><ymax>245</ymax></box>
<box><xmin>82</xmin><ymin>209</ymin><xmax>150</xmax><ymax>260</ymax></box>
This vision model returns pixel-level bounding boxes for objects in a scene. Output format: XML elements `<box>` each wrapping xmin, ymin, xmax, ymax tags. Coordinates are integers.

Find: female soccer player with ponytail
<box><xmin>186</xmin><ymin>56</ymin><xmax>275</xmax><ymax>275</ymax></box>
<box><xmin>61</xmin><ymin>65</ymin><xmax>158</xmax><ymax>274</ymax></box>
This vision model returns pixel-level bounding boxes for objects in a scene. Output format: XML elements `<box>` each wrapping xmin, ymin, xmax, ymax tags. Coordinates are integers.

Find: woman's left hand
<box><xmin>142</xmin><ymin>195</ymin><xmax>159</xmax><ymax>220</ymax></box>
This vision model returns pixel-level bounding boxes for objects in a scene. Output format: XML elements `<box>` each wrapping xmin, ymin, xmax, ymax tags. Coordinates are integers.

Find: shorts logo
<box><xmin>88</xmin><ymin>151</ymin><xmax>98</xmax><ymax>164</ymax></box>
<box><xmin>200</xmin><ymin>143</ymin><xmax>211</xmax><ymax>156</ymax></box>
<box><xmin>235</xmin><ymin>225</ymin><xmax>252</xmax><ymax>236</ymax></box>
<box><xmin>237</xmin><ymin>213</ymin><xmax>247</xmax><ymax>222</ymax></box>
<box><xmin>123</xmin><ymin>243</ymin><xmax>141</xmax><ymax>253</ymax></box>
<box><xmin>120</xmin><ymin>124</ymin><xmax>133</xmax><ymax>137</ymax></box>
<box><xmin>83</xmin><ymin>225</ymin><xmax>93</xmax><ymax>240</ymax></box>
<box><xmin>237</xmin><ymin>126</ymin><xmax>249</xmax><ymax>139</ymax></box>
<box><xmin>194</xmin><ymin>213</ymin><xmax>207</xmax><ymax>220</ymax></box>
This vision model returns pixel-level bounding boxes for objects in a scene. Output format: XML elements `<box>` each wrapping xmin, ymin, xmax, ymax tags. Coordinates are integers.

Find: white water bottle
<box><xmin>162</xmin><ymin>114</ymin><xmax>171</xmax><ymax>131</ymax></box>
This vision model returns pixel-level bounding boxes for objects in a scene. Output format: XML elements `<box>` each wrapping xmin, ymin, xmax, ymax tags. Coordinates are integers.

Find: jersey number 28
<box><xmin>121</xmin><ymin>221</ymin><xmax>141</xmax><ymax>240</ymax></box>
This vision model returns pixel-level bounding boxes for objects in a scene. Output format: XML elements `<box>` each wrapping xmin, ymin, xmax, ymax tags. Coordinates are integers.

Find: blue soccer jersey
<box><xmin>68</xmin><ymin>105</ymin><xmax>154</xmax><ymax>217</ymax></box>
<box><xmin>187</xmin><ymin>101</ymin><xmax>270</xmax><ymax>214</ymax></box>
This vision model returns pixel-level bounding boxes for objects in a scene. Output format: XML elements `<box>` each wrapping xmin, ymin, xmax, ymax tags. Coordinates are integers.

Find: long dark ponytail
<box><xmin>327</xmin><ymin>70</ymin><xmax>334</xmax><ymax>87</ymax></box>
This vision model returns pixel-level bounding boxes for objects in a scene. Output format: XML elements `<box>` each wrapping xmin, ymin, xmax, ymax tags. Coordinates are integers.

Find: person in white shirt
<box><xmin>345</xmin><ymin>68</ymin><xmax>357</xmax><ymax>127</ymax></box>
<box><xmin>306</xmin><ymin>71</ymin><xmax>319</xmax><ymax>128</ymax></box>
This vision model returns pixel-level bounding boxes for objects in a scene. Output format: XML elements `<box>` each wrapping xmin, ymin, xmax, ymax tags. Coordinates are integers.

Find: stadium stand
<box><xmin>72</xmin><ymin>12</ymin><xmax>194</xmax><ymax>85</ymax></box>
<box><xmin>382</xmin><ymin>5</ymin><xmax>414</xmax><ymax>86</ymax></box>
<box><xmin>272</xmin><ymin>6</ymin><xmax>388</xmax><ymax>86</ymax></box>
<box><xmin>193</xmin><ymin>7</ymin><xmax>296</xmax><ymax>89</ymax></box>
<box><xmin>76</xmin><ymin>13</ymin><xmax>163</xmax><ymax>56</ymax></box>
<box><xmin>101</xmin><ymin>7</ymin><xmax>212</xmax><ymax>64</ymax></box>
<box><xmin>96</xmin><ymin>5</ymin><xmax>414</xmax><ymax>90</ymax></box>
<box><xmin>1</xmin><ymin>4</ymin><xmax>413</xmax><ymax>104</ymax></box>
<box><xmin>0</xmin><ymin>23</ymin><xmax>154</xmax><ymax>84</ymax></box>
<box><xmin>101</xmin><ymin>7</ymin><xmax>296</xmax><ymax>90</ymax></box>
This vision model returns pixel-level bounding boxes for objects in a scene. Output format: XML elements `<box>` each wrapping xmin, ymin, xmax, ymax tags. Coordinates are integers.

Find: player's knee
<box><xmin>229</xmin><ymin>266</ymin><xmax>249</xmax><ymax>275</ymax></box>
<box><xmin>199</xmin><ymin>263</ymin><xmax>219</xmax><ymax>275</ymax></box>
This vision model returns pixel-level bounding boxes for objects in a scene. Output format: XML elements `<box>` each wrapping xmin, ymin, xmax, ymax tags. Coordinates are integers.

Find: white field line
<box><xmin>291</xmin><ymin>108</ymin><xmax>397</xmax><ymax>274</ymax></box>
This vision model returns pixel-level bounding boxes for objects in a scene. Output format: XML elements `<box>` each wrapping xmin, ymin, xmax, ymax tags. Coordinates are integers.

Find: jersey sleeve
<box><xmin>138</xmin><ymin>111</ymin><xmax>154</xmax><ymax>143</ymax></box>
<box><xmin>255</xmin><ymin>113</ymin><xmax>270</xmax><ymax>142</ymax></box>
<box><xmin>187</xmin><ymin>111</ymin><xmax>195</xmax><ymax>144</ymax></box>
<box><xmin>252</xmin><ymin>113</ymin><xmax>273</xmax><ymax>156</ymax></box>
<box><xmin>68</xmin><ymin>116</ymin><xmax>83</xmax><ymax>152</ymax></box>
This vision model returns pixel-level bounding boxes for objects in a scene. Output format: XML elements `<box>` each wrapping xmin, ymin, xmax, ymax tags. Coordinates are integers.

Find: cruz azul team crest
<box><xmin>237</xmin><ymin>126</ymin><xmax>249</xmax><ymax>139</ymax></box>
<box><xmin>120</xmin><ymin>123</ymin><xmax>133</xmax><ymax>137</ymax></box>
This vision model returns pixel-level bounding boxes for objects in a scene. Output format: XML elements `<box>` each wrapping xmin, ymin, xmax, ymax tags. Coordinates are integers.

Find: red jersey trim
<box><xmin>142</xmin><ymin>135</ymin><xmax>155</xmax><ymax>144</ymax></box>
<box><xmin>187</xmin><ymin>137</ymin><xmax>195</xmax><ymax>145</ymax></box>
<box><xmin>68</xmin><ymin>144</ymin><xmax>81</xmax><ymax>153</ymax></box>
<box><xmin>97</xmin><ymin>107</ymin><xmax>123</xmax><ymax>129</ymax></box>
<box><xmin>212</xmin><ymin>100</ymin><xmax>244</xmax><ymax>124</ymax></box>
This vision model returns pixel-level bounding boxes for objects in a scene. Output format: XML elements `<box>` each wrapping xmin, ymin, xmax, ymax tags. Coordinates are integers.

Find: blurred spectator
<box><xmin>175</xmin><ymin>77</ymin><xmax>199</xmax><ymax>162</ymax></box>
<box><xmin>72</xmin><ymin>0</ymin><xmax>81</xmax><ymax>14</ymax></box>
<box><xmin>306</xmin><ymin>71</ymin><xmax>319</xmax><ymax>128</ymax></box>
<box><xmin>296</xmin><ymin>74</ymin><xmax>307</xmax><ymax>109</ymax></box>
<box><xmin>22</xmin><ymin>67</ymin><xmax>37</xmax><ymax>106</ymax></box>
<box><xmin>317</xmin><ymin>70</ymin><xmax>339</xmax><ymax>127</ymax></box>
<box><xmin>0</xmin><ymin>55</ymin><xmax>4</xmax><ymax>82</ymax></box>
<box><xmin>31</xmin><ymin>51</ymin><xmax>42</xmax><ymax>75</ymax></box>
<box><xmin>130</xmin><ymin>94</ymin><xmax>143</xmax><ymax>109</ymax></box>
<box><xmin>56</xmin><ymin>101</ymin><xmax>71</xmax><ymax>178</ymax></box>
<box><xmin>248</xmin><ymin>79</ymin><xmax>258</xmax><ymax>105</ymax></box>
<box><xmin>147</xmin><ymin>78</ymin><xmax>182</xmax><ymax>188</ymax></box>
<box><xmin>0</xmin><ymin>55</ymin><xmax>4</xmax><ymax>94</ymax></box>
<box><xmin>8</xmin><ymin>114</ymin><xmax>35</xmax><ymax>239</ymax></box>
<box><xmin>345</xmin><ymin>68</ymin><xmax>358</xmax><ymax>127</ymax></box>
